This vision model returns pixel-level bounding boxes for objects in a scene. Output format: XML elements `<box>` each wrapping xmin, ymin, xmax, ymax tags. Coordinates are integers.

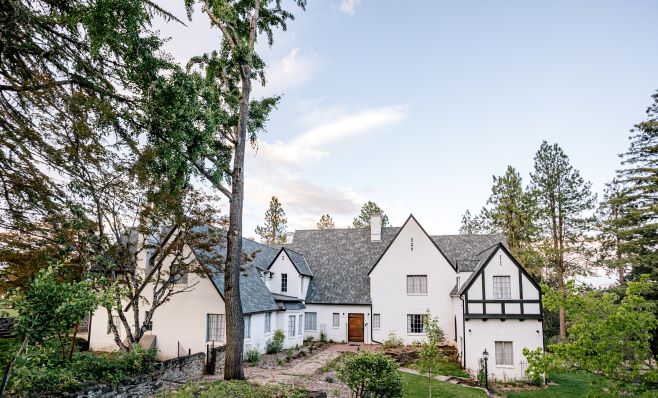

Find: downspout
<box><xmin>370</xmin><ymin>304</ymin><xmax>382</xmax><ymax>345</ymax></box>
<box><xmin>460</xmin><ymin>296</ymin><xmax>466</xmax><ymax>369</ymax></box>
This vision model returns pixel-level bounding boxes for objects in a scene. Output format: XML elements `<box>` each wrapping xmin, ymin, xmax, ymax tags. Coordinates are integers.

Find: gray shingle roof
<box><xmin>192</xmin><ymin>233</ymin><xmax>278</xmax><ymax>315</ymax></box>
<box><xmin>456</xmin><ymin>243</ymin><xmax>502</xmax><ymax>295</ymax></box>
<box><xmin>283</xmin><ymin>248</ymin><xmax>313</xmax><ymax>276</ymax></box>
<box><xmin>286</xmin><ymin>226</ymin><xmax>507</xmax><ymax>305</ymax></box>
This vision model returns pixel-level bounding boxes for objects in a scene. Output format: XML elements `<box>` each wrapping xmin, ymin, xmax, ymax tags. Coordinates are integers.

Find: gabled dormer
<box><xmin>266</xmin><ymin>247</ymin><xmax>312</xmax><ymax>300</ymax></box>
<box><xmin>458</xmin><ymin>243</ymin><xmax>542</xmax><ymax>320</ymax></box>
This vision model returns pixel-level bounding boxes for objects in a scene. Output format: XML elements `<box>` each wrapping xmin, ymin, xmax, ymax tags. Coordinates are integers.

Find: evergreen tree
<box><xmin>458</xmin><ymin>210</ymin><xmax>485</xmax><ymax>235</ymax></box>
<box><xmin>530</xmin><ymin>141</ymin><xmax>596</xmax><ymax>340</ymax></box>
<box><xmin>352</xmin><ymin>201</ymin><xmax>389</xmax><ymax>228</ymax></box>
<box><xmin>595</xmin><ymin>179</ymin><xmax>628</xmax><ymax>284</ymax></box>
<box><xmin>317</xmin><ymin>214</ymin><xmax>335</xmax><ymax>230</ymax></box>
<box><xmin>255</xmin><ymin>197</ymin><xmax>288</xmax><ymax>244</ymax></box>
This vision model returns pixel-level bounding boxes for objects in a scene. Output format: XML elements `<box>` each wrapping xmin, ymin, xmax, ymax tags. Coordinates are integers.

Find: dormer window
<box><xmin>493</xmin><ymin>276</ymin><xmax>511</xmax><ymax>299</ymax></box>
<box><xmin>281</xmin><ymin>273</ymin><xmax>288</xmax><ymax>293</ymax></box>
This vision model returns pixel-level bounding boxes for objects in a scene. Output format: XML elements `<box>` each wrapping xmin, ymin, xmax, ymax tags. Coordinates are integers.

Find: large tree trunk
<box><xmin>223</xmin><ymin>63</ymin><xmax>252</xmax><ymax>381</ymax></box>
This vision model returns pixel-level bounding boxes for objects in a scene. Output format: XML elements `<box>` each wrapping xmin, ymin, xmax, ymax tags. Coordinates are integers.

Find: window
<box><xmin>107</xmin><ymin>315</ymin><xmax>121</xmax><ymax>334</ymax></box>
<box><xmin>145</xmin><ymin>310</ymin><xmax>153</xmax><ymax>331</ymax></box>
<box><xmin>207</xmin><ymin>314</ymin><xmax>225</xmax><ymax>342</ymax></box>
<box><xmin>332</xmin><ymin>313</ymin><xmax>340</xmax><ymax>327</ymax></box>
<box><xmin>373</xmin><ymin>314</ymin><xmax>381</xmax><ymax>329</ymax></box>
<box><xmin>170</xmin><ymin>264</ymin><xmax>188</xmax><ymax>284</ymax></box>
<box><xmin>407</xmin><ymin>275</ymin><xmax>427</xmax><ymax>294</ymax></box>
<box><xmin>264</xmin><ymin>312</ymin><xmax>271</xmax><ymax>333</ymax></box>
<box><xmin>281</xmin><ymin>273</ymin><xmax>288</xmax><ymax>292</ymax></box>
<box><xmin>298</xmin><ymin>314</ymin><xmax>303</xmax><ymax>335</ymax></box>
<box><xmin>244</xmin><ymin>315</ymin><xmax>251</xmax><ymax>338</ymax></box>
<box><xmin>407</xmin><ymin>314</ymin><xmax>426</xmax><ymax>334</ymax></box>
<box><xmin>305</xmin><ymin>312</ymin><xmax>317</xmax><ymax>331</ymax></box>
<box><xmin>288</xmin><ymin>315</ymin><xmax>296</xmax><ymax>337</ymax></box>
<box><xmin>495</xmin><ymin>341</ymin><xmax>513</xmax><ymax>366</ymax></box>
<box><xmin>493</xmin><ymin>276</ymin><xmax>512</xmax><ymax>299</ymax></box>
<box><xmin>145</xmin><ymin>248</ymin><xmax>155</xmax><ymax>274</ymax></box>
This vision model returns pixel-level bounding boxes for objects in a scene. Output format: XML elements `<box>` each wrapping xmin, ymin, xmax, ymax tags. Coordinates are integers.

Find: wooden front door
<box><xmin>348</xmin><ymin>313</ymin><xmax>364</xmax><ymax>342</ymax></box>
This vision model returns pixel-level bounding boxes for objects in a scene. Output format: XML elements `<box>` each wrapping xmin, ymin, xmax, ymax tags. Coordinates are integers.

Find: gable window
<box><xmin>407</xmin><ymin>314</ymin><xmax>426</xmax><ymax>334</ymax></box>
<box><xmin>244</xmin><ymin>315</ymin><xmax>251</xmax><ymax>338</ymax></box>
<box><xmin>170</xmin><ymin>264</ymin><xmax>188</xmax><ymax>285</ymax></box>
<box><xmin>107</xmin><ymin>315</ymin><xmax>121</xmax><ymax>334</ymax></box>
<box><xmin>144</xmin><ymin>310</ymin><xmax>153</xmax><ymax>331</ymax></box>
<box><xmin>373</xmin><ymin>314</ymin><xmax>381</xmax><ymax>329</ymax></box>
<box><xmin>206</xmin><ymin>314</ymin><xmax>225</xmax><ymax>342</ymax></box>
<box><xmin>407</xmin><ymin>275</ymin><xmax>427</xmax><ymax>294</ymax></box>
<box><xmin>288</xmin><ymin>315</ymin><xmax>296</xmax><ymax>337</ymax></box>
<box><xmin>298</xmin><ymin>314</ymin><xmax>303</xmax><ymax>335</ymax></box>
<box><xmin>495</xmin><ymin>341</ymin><xmax>513</xmax><ymax>366</ymax></box>
<box><xmin>264</xmin><ymin>312</ymin><xmax>271</xmax><ymax>333</ymax></box>
<box><xmin>281</xmin><ymin>273</ymin><xmax>288</xmax><ymax>293</ymax></box>
<box><xmin>305</xmin><ymin>312</ymin><xmax>317</xmax><ymax>331</ymax></box>
<box><xmin>493</xmin><ymin>276</ymin><xmax>512</xmax><ymax>299</ymax></box>
<box><xmin>332</xmin><ymin>313</ymin><xmax>340</xmax><ymax>328</ymax></box>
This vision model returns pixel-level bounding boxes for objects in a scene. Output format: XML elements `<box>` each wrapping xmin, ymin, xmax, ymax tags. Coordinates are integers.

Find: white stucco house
<box><xmin>89</xmin><ymin>214</ymin><xmax>543</xmax><ymax>381</ymax></box>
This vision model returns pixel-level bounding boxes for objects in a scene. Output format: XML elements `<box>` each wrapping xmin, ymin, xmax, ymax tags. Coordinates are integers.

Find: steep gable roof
<box><xmin>266</xmin><ymin>247</ymin><xmax>313</xmax><ymax>277</ymax></box>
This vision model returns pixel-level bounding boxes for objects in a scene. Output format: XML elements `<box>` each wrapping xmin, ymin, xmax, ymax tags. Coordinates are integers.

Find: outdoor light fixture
<box><xmin>482</xmin><ymin>349</ymin><xmax>489</xmax><ymax>390</ymax></box>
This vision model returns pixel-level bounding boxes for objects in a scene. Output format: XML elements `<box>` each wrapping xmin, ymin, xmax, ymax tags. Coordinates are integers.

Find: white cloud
<box><xmin>339</xmin><ymin>0</ymin><xmax>360</xmax><ymax>15</ymax></box>
<box><xmin>253</xmin><ymin>47</ymin><xmax>318</xmax><ymax>97</ymax></box>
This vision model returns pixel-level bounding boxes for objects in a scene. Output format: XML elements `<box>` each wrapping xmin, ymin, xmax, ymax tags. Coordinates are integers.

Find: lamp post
<box><xmin>482</xmin><ymin>349</ymin><xmax>489</xmax><ymax>390</ymax></box>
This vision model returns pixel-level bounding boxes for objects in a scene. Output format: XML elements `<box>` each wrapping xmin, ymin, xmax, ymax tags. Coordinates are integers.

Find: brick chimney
<box><xmin>370</xmin><ymin>214</ymin><xmax>381</xmax><ymax>242</ymax></box>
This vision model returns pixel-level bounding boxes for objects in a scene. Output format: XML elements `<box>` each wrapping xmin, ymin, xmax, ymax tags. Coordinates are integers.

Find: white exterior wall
<box><xmin>269</xmin><ymin>251</ymin><xmax>303</xmax><ymax>299</ymax></box>
<box><xmin>464</xmin><ymin>319</ymin><xmax>543</xmax><ymax>381</ymax></box>
<box><xmin>303</xmin><ymin>304</ymin><xmax>372</xmax><ymax>343</ymax></box>
<box><xmin>370</xmin><ymin>217</ymin><xmax>457</xmax><ymax>345</ymax></box>
<box><xmin>272</xmin><ymin>310</ymin><xmax>305</xmax><ymax>349</ymax></box>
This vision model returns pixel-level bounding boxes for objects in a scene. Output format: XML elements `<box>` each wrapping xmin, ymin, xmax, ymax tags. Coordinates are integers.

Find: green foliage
<box><xmin>521</xmin><ymin>347</ymin><xmax>555</xmax><ymax>385</ymax></box>
<box><xmin>255</xmin><ymin>196</ymin><xmax>288</xmax><ymax>244</ymax></box>
<box><xmin>459</xmin><ymin>210</ymin><xmax>485</xmax><ymax>235</ymax></box>
<box><xmin>317</xmin><ymin>214</ymin><xmax>336</xmax><ymax>229</ymax></box>
<box><xmin>320</xmin><ymin>330</ymin><xmax>327</xmax><ymax>342</ymax></box>
<box><xmin>266</xmin><ymin>329</ymin><xmax>285</xmax><ymax>354</ymax></box>
<box><xmin>156</xmin><ymin>379</ymin><xmax>309</xmax><ymax>398</ymax></box>
<box><xmin>506</xmin><ymin>373</ymin><xmax>605</xmax><ymax>398</ymax></box>
<box><xmin>10</xmin><ymin>344</ymin><xmax>156</xmax><ymax>396</ymax></box>
<box><xmin>352</xmin><ymin>201</ymin><xmax>390</xmax><ymax>228</ymax></box>
<box><xmin>416</xmin><ymin>312</ymin><xmax>445</xmax><ymax>396</ymax></box>
<box><xmin>542</xmin><ymin>276</ymin><xmax>658</xmax><ymax>391</ymax></box>
<box><xmin>245</xmin><ymin>348</ymin><xmax>261</xmax><ymax>365</ymax></box>
<box><xmin>338</xmin><ymin>351</ymin><xmax>404</xmax><ymax>398</ymax></box>
<box><xmin>400</xmin><ymin>372</ymin><xmax>486</xmax><ymax>398</ymax></box>
<box><xmin>382</xmin><ymin>332</ymin><xmax>403</xmax><ymax>349</ymax></box>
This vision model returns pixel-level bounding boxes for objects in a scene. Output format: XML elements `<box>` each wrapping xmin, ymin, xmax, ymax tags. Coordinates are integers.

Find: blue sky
<box><xmin>155</xmin><ymin>0</ymin><xmax>658</xmax><ymax>240</ymax></box>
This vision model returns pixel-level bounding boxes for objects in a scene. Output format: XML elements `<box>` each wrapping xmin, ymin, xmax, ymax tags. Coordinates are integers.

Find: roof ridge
<box><xmin>292</xmin><ymin>226</ymin><xmax>401</xmax><ymax>232</ymax></box>
<box><xmin>471</xmin><ymin>242</ymin><xmax>503</xmax><ymax>259</ymax></box>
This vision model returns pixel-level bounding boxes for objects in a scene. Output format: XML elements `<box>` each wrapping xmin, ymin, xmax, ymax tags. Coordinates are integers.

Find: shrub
<box><xmin>320</xmin><ymin>331</ymin><xmax>327</xmax><ymax>342</ymax></box>
<box><xmin>522</xmin><ymin>347</ymin><xmax>554</xmax><ymax>385</ymax></box>
<box><xmin>245</xmin><ymin>348</ymin><xmax>261</xmax><ymax>365</ymax></box>
<box><xmin>382</xmin><ymin>332</ymin><xmax>403</xmax><ymax>349</ymax></box>
<box><xmin>338</xmin><ymin>352</ymin><xmax>404</xmax><ymax>398</ymax></box>
<box><xmin>266</xmin><ymin>329</ymin><xmax>285</xmax><ymax>354</ymax></box>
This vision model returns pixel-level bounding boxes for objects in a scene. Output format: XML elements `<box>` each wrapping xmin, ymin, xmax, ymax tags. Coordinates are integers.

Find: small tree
<box><xmin>338</xmin><ymin>351</ymin><xmax>403</xmax><ymax>398</ymax></box>
<box><xmin>416</xmin><ymin>311</ymin><xmax>445</xmax><ymax>398</ymax></box>
<box><xmin>255</xmin><ymin>196</ymin><xmax>288</xmax><ymax>244</ymax></box>
<box><xmin>458</xmin><ymin>210</ymin><xmax>485</xmax><ymax>235</ymax></box>
<box><xmin>352</xmin><ymin>201</ymin><xmax>389</xmax><ymax>228</ymax></box>
<box><xmin>317</xmin><ymin>214</ymin><xmax>335</xmax><ymax>230</ymax></box>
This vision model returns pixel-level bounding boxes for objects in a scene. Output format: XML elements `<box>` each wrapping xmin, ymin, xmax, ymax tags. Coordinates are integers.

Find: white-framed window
<box><xmin>407</xmin><ymin>314</ymin><xmax>426</xmax><ymax>334</ymax></box>
<box><xmin>170</xmin><ymin>264</ymin><xmax>188</xmax><ymax>285</ymax></box>
<box><xmin>288</xmin><ymin>315</ymin><xmax>296</xmax><ymax>337</ymax></box>
<box><xmin>305</xmin><ymin>312</ymin><xmax>317</xmax><ymax>331</ymax></box>
<box><xmin>207</xmin><ymin>314</ymin><xmax>225</xmax><ymax>342</ymax></box>
<box><xmin>493</xmin><ymin>276</ymin><xmax>512</xmax><ymax>299</ymax></box>
<box><xmin>495</xmin><ymin>341</ymin><xmax>513</xmax><ymax>366</ymax></box>
<box><xmin>373</xmin><ymin>314</ymin><xmax>381</xmax><ymax>329</ymax></box>
<box><xmin>332</xmin><ymin>313</ymin><xmax>340</xmax><ymax>328</ymax></box>
<box><xmin>244</xmin><ymin>315</ymin><xmax>251</xmax><ymax>338</ymax></box>
<box><xmin>264</xmin><ymin>312</ymin><xmax>271</xmax><ymax>333</ymax></box>
<box><xmin>407</xmin><ymin>275</ymin><xmax>427</xmax><ymax>294</ymax></box>
<box><xmin>281</xmin><ymin>273</ymin><xmax>288</xmax><ymax>293</ymax></box>
<box><xmin>298</xmin><ymin>314</ymin><xmax>303</xmax><ymax>335</ymax></box>
<box><xmin>107</xmin><ymin>315</ymin><xmax>121</xmax><ymax>334</ymax></box>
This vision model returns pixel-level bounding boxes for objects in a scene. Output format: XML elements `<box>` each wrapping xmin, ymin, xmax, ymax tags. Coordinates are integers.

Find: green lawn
<box><xmin>408</xmin><ymin>359</ymin><xmax>470</xmax><ymax>378</ymax></box>
<box><xmin>505</xmin><ymin>373</ymin><xmax>604</xmax><ymax>398</ymax></box>
<box><xmin>401</xmin><ymin>372</ymin><xmax>487</xmax><ymax>398</ymax></box>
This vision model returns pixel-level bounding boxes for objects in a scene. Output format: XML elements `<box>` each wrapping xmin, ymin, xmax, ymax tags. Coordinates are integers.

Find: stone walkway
<box><xmin>245</xmin><ymin>347</ymin><xmax>341</xmax><ymax>385</ymax></box>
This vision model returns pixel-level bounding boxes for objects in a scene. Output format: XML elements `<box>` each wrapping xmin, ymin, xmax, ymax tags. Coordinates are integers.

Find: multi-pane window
<box><xmin>244</xmin><ymin>315</ymin><xmax>251</xmax><ymax>338</ymax></box>
<box><xmin>170</xmin><ymin>264</ymin><xmax>188</xmax><ymax>284</ymax></box>
<box><xmin>495</xmin><ymin>341</ymin><xmax>513</xmax><ymax>366</ymax></box>
<box><xmin>206</xmin><ymin>314</ymin><xmax>225</xmax><ymax>342</ymax></box>
<box><xmin>281</xmin><ymin>273</ymin><xmax>288</xmax><ymax>292</ymax></box>
<box><xmin>107</xmin><ymin>315</ymin><xmax>121</xmax><ymax>334</ymax></box>
<box><xmin>407</xmin><ymin>314</ymin><xmax>426</xmax><ymax>334</ymax></box>
<box><xmin>305</xmin><ymin>312</ymin><xmax>317</xmax><ymax>331</ymax></box>
<box><xmin>407</xmin><ymin>275</ymin><xmax>427</xmax><ymax>294</ymax></box>
<box><xmin>373</xmin><ymin>314</ymin><xmax>381</xmax><ymax>329</ymax></box>
<box><xmin>288</xmin><ymin>315</ymin><xmax>296</xmax><ymax>337</ymax></box>
<box><xmin>332</xmin><ymin>313</ymin><xmax>340</xmax><ymax>327</ymax></box>
<box><xmin>298</xmin><ymin>314</ymin><xmax>303</xmax><ymax>335</ymax></box>
<box><xmin>493</xmin><ymin>276</ymin><xmax>512</xmax><ymax>299</ymax></box>
<box><xmin>264</xmin><ymin>312</ymin><xmax>271</xmax><ymax>333</ymax></box>
<box><xmin>144</xmin><ymin>310</ymin><xmax>153</xmax><ymax>331</ymax></box>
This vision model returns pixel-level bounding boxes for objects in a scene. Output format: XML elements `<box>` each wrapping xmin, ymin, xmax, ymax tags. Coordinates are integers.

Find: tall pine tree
<box><xmin>352</xmin><ymin>201</ymin><xmax>389</xmax><ymax>228</ymax></box>
<box><xmin>255</xmin><ymin>196</ymin><xmax>288</xmax><ymax>244</ymax></box>
<box><xmin>595</xmin><ymin>179</ymin><xmax>628</xmax><ymax>284</ymax></box>
<box><xmin>531</xmin><ymin>141</ymin><xmax>596</xmax><ymax>340</ymax></box>
<box><xmin>317</xmin><ymin>214</ymin><xmax>335</xmax><ymax>230</ymax></box>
